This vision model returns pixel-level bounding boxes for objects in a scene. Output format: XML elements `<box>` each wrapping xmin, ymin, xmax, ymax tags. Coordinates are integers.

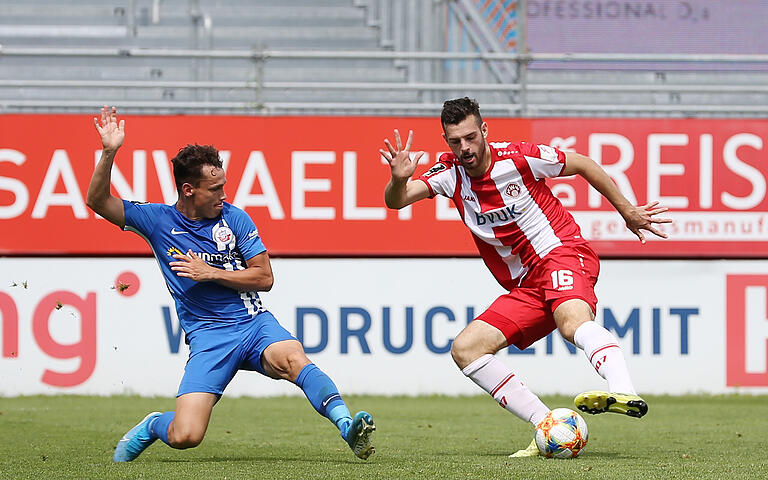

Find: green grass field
<box><xmin>0</xmin><ymin>394</ymin><xmax>765</xmax><ymax>479</ymax></box>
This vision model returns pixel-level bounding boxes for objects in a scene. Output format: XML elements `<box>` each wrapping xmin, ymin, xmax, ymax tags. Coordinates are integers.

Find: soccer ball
<box><xmin>534</xmin><ymin>408</ymin><xmax>589</xmax><ymax>458</ymax></box>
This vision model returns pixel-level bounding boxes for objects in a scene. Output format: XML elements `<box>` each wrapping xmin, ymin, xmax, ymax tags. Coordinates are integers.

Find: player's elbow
<box><xmin>85</xmin><ymin>189</ymin><xmax>97</xmax><ymax>209</ymax></box>
<box><xmin>384</xmin><ymin>192</ymin><xmax>412</xmax><ymax>210</ymax></box>
<box><xmin>385</xmin><ymin>197</ymin><xmax>405</xmax><ymax>210</ymax></box>
<box><xmin>85</xmin><ymin>192</ymin><xmax>104</xmax><ymax>214</ymax></box>
<box><xmin>258</xmin><ymin>272</ymin><xmax>274</xmax><ymax>292</ymax></box>
<box><xmin>85</xmin><ymin>196</ymin><xmax>116</xmax><ymax>223</ymax></box>
<box><xmin>384</xmin><ymin>181</ymin><xmax>413</xmax><ymax>210</ymax></box>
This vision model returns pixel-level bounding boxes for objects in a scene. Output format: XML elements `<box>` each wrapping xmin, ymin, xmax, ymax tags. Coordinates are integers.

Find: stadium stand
<box><xmin>0</xmin><ymin>0</ymin><xmax>767</xmax><ymax>117</ymax></box>
<box><xmin>0</xmin><ymin>0</ymin><xmax>413</xmax><ymax>113</ymax></box>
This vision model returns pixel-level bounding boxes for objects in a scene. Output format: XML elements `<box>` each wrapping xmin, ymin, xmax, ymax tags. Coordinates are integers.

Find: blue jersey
<box><xmin>122</xmin><ymin>200</ymin><xmax>267</xmax><ymax>334</ymax></box>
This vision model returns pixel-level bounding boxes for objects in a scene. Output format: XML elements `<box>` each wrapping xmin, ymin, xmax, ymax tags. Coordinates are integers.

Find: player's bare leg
<box><xmin>113</xmin><ymin>392</ymin><xmax>216</xmax><ymax>462</ymax></box>
<box><xmin>554</xmin><ymin>299</ymin><xmax>648</xmax><ymax>418</ymax></box>
<box><xmin>167</xmin><ymin>393</ymin><xmax>217</xmax><ymax>448</ymax></box>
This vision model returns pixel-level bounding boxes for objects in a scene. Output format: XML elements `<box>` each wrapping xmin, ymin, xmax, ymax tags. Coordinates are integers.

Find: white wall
<box><xmin>1</xmin><ymin>258</ymin><xmax>767</xmax><ymax>396</ymax></box>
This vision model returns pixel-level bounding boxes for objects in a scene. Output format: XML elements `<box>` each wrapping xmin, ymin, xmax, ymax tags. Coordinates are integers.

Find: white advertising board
<box><xmin>1</xmin><ymin>258</ymin><xmax>767</xmax><ymax>397</ymax></box>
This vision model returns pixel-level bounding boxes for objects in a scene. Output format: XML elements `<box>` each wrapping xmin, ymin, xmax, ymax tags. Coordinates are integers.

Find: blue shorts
<box><xmin>177</xmin><ymin>310</ymin><xmax>296</xmax><ymax>397</ymax></box>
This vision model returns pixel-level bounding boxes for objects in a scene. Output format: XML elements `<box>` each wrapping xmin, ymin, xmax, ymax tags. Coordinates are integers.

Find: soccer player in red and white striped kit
<box><xmin>380</xmin><ymin>97</ymin><xmax>671</xmax><ymax>457</ymax></box>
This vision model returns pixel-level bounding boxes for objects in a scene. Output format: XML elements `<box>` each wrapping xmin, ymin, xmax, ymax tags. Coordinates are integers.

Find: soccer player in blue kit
<box><xmin>86</xmin><ymin>106</ymin><xmax>375</xmax><ymax>462</ymax></box>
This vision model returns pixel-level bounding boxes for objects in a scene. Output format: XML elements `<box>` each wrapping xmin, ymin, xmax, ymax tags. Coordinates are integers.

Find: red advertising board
<box><xmin>726</xmin><ymin>274</ymin><xmax>768</xmax><ymax>387</ymax></box>
<box><xmin>533</xmin><ymin>118</ymin><xmax>768</xmax><ymax>257</ymax></box>
<box><xmin>0</xmin><ymin>114</ymin><xmax>766</xmax><ymax>257</ymax></box>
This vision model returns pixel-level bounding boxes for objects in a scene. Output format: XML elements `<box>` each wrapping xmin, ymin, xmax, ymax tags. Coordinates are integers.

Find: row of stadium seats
<box><xmin>0</xmin><ymin>0</ymin><xmax>418</xmax><ymax>113</ymax></box>
<box><xmin>1</xmin><ymin>0</ymin><xmax>767</xmax><ymax>117</ymax></box>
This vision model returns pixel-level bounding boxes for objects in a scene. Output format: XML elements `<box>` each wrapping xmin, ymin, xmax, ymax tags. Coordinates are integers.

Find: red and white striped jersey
<box><xmin>417</xmin><ymin>141</ymin><xmax>588</xmax><ymax>290</ymax></box>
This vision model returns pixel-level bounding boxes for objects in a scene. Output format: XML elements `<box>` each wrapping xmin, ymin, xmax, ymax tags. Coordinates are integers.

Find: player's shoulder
<box><xmin>423</xmin><ymin>152</ymin><xmax>459</xmax><ymax>177</ymax></box>
<box><xmin>422</xmin><ymin>161</ymin><xmax>452</xmax><ymax>180</ymax></box>
<box><xmin>124</xmin><ymin>199</ymin><xmax>172</xmax><ymax>212</ymax></box>
<box><xmin>221</xmin><ymin>202</ymin><xmax>256</xmax><ymax>225</ymax></box>
<box><xmin>493</xmin><ymin>141</ymin><xmax>563</xmax><ymax>163</ymax></box>
<box><xmin>221</xmin><ymin>201</ymin><xmax>251</xmax><ymax>215</ymax></box>
<box><xmin>220</xmin><ymin>203</ymin><xmax>263</xmax><ymax>247</ymax></box>
<box><xmin>437</xmin><ymin>151</ymin><xmax>458</xmax><ymax>164</ymax></box>
<box><xmin>126</xmin><ymin>199</ymin><xmax>157</xmax><ymax>206</ymax></box>
<box><xmin>489</xmin><ymin>141</ymin><xmax>527</xmax><ymax>157</ymax></box>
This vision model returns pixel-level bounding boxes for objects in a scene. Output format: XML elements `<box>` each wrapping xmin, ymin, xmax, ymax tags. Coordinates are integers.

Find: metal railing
<box><xmin>1</xmin><ymin>45</ymin><xmax>768</xmax><ymax>116</ymax></box>
<box><xmin>1</xmin><ymin>0</ymin><xmax>767</xmax><ymax>117</ymax></box>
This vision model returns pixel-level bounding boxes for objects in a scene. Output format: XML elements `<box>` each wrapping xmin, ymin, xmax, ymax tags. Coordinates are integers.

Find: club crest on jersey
<box><xmin>424</xmin><ymin>163</ymin><xmax>447</xmax><ymax>177</ymax></box>
<box><xmin>213</xmin><ymin>225</ymin><xmax>234</xmax><ymax>245</ymax></box>
<box><xmin>505</xmin><ymin>183</ymin><xmax>521</xmax><ymax>198</ymax></box>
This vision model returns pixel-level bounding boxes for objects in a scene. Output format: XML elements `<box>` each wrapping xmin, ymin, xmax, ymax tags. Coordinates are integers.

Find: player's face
<box><xmin>442</xmin><ymin>115</ymin><xmax>490</xmax><ymax>176</ymax></box>
<box><xmin>191</xmin><ymin>166</ymin><xmax>227</xmax><ymax>219</ymax></box>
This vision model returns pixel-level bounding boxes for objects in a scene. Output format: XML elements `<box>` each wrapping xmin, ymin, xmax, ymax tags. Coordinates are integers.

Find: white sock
<box><xmin>462</xmin><ymin>354</ymin><xmax>550</xmax><ymax>426</ymax></box>
<box><xmin>573</xmin><ymin>321</ymin><xmax>637</xmax><ymax>395</ymax></box>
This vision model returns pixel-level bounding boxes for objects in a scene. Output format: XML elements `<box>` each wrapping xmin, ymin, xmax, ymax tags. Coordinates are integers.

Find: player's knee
<box><xmin>270</xmin><ymin>349</ymin><xmax>310</xmax><ymax>381</ymax></box>
<box><xmin>450</xmin><ymin>334</ymin><xmax>475</xmax><ymax>369</ymax></box>
<box><xmin>284</xmin><ymin>350</ymin><xmax>311</xmax><ymax>378</ymax></box>
<box><xmin>170</xmin><ymin>433</ymin><xmax>204</xmax><ymax>449</ymax></box>
<box><xmin>556</xmin><ymin>316</ymin><xmax>589</xmax><ymax>344</ymax></box>
<box><xmin>168</xmin><ymin>426</ymin><xmax>205</xmax><ymax>449</ymax></box>
<box><xmin>554</xmin><ymin>299</ymin><xmax>594</xmax><ymax>343</ymax></box>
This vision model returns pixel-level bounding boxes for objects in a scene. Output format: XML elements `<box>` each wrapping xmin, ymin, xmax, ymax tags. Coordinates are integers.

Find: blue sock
<box><xmin>149</xmin><ymin>411</ymin><xmax>175</xmax><ymax>445</ymax></box>
<box><xmin>329</xmin><ymin>406</ymin><xmax>353</xmax><ymax>439</ymax></box>
<box><xmin>295</xmin><ymin>364</ymin><xmax>352</xmax><ymax>433</ymax></box>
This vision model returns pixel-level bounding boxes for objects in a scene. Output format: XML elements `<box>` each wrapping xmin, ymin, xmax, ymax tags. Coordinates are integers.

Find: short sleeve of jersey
<box><xmin>417</xmin><ymin>154</ymin><xmax>456</xmax><ymax>198</ymax></box>
<box><xmin>122</xmin><ymin>200</ymin><xmax>166</xmax><ymax>237</ymax></box>
<box><xmin>518</xmin><ymin>143</ymin><xmax>566</xmax><ymax>180</ymax></box>
<box><xmin>227</xmin><ymin>206</ymin><xmax>267</xmax><ymax>261</ymax></box>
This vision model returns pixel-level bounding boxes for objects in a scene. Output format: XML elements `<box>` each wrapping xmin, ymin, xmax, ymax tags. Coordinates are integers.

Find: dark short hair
<box><xmin>441</xmin><ymin>97</ymin><xmax>483</xmax><ymax>128</ymax></box>
<box><xmin>171</xmin><ymin>144</ymin><xmax>222</xmax><ymax>189</ymax></box>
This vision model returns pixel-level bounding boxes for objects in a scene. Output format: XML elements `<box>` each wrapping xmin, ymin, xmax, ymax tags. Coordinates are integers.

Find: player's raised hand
<box><xmin>93</xmin><ymin>105</ymin><xmax>125</xmax><ymax>152</ymax></box>
<box><xmin>623</xmin><ymin>201</ymin><xmax>672</xmax><ymax>244</ymax></box>
<box><xmin>380</xmin><ymin>129</ymin><xmax>424</xmax><ymax>180</ymax></box>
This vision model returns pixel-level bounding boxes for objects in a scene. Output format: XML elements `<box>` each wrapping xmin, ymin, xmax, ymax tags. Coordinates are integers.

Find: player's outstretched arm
<box><xmin>563</xmin><ymin>152</ymin><xmax>672</xmax><ymax>244</ymax></box>
<box><xmin>86</xmin><ymin>105</ymin><xmax>126</xmax><ymax>228</ymax></box>
<box><xmin>380</xmin><ymin>129</ymin><xmax>430</xmax><ymax>209</ymax></box>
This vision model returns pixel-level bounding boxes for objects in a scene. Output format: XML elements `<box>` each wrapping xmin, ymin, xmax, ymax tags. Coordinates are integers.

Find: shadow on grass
<box><xmin>478</xmin><ymin>450</ymin><xmax>624</xmax><ymax>460</ymax></box>
<box><xmin>156</xmin><ymin>455</ymin><xmax>370</xmax><ymax>465</ymax></box>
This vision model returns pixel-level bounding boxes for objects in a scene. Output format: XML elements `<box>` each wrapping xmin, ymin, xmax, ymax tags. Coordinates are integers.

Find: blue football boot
<box><xmin>344</xmin><ymin>411</ymin><xmax>375</xmax><ymax>460</ymax></box>
<box><xmin>113</xmin><ymin>412</ymin><xmax>162</xmax><ymax>462</ymax></box>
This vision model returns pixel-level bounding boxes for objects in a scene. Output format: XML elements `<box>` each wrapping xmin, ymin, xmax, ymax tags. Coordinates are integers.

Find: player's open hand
<box><xmin>380</xmin><ymin>129</ymin><xmax>424</xmax><ymax>180</ymax></box>
<box><xmin>93</xmin><ymin>105</ymin><xmax>125</xmax><ymax>152</ymax></box>
<box><xmin>623</xmin><ymin>201</ymin><xmax>672</xmax><ymax>244</ymax></box>
<box><xmin>170</xmin><ymin>250</ymin><xmax>216</xmax><ymax>282</ymax></box>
